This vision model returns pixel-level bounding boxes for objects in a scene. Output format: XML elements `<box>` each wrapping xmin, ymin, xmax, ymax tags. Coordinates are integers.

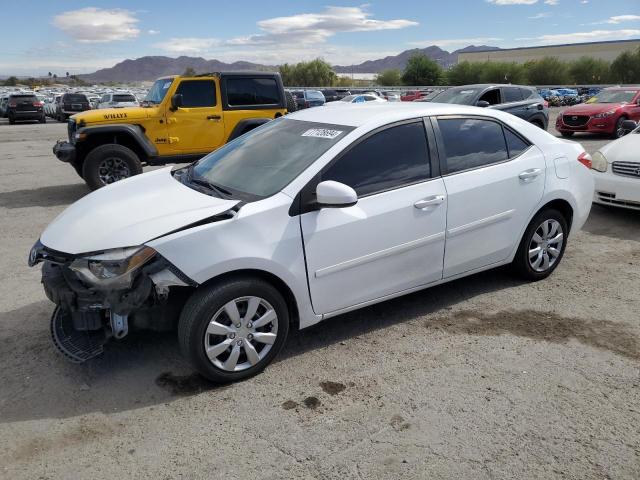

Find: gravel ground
<box><xmin>0</xmin><ymin>108</ymin><xmax>638</xmax><ymax>479</ymax></box>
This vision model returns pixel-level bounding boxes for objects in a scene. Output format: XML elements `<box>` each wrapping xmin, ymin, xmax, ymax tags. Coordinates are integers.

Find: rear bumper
<box><xmin>53</xmin><ymin>141</ymin><xmax>76</xmax><ymax>163</ymax></box>
<box><xmin>10</xmin><ymin>110</ymin><xmax>43</xmax><ymax>120</ymax></box>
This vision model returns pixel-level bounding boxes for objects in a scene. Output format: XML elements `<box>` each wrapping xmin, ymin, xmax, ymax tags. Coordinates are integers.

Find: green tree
<box><xmin>524</xmin><ymin>57</ymin><xmax>569</xmax><ymax>85</ymax></box>
<box><xmin>610</xmin><ymin>48</ymin><xmax>640</xmax><ymax>83</ymax></box>
<box><xmin>478</xmin><ymin>61</ymin><xmax>526</xmax><ymax>84</ymax></box>
<box><xmin>402</xmin><ymin>54</ymin><xmax>443</xmax><ymax>85</ymax></box>
<box><xmin>446</xmin><ymin>61</ymin><xmax>484</xmax><ymax>85</ymax></box>
<box><xmin>569</xmin><ymin>57</ymin><xmax>610</xmax><ymax>84</ymax></box>
<box><xmin>375</xmin><ymin>69</ymin><xmax>402</xmax><ymax>86</ymax></box>
<box><xmin>48</xmin><ymin>71</ymin><xmax>52</xmax><ymax>78</ymax></box>
<box><xmin>183</xmin><ymin>67</ymin><xmax>196</xmax><ymax>76</ymax></box>
<box><xmin>3</xmin><ymin>76</ymin><xmax>18</xmax><ymax>86</ymax></box>
<box><xmin>278</xmin><ymin>58</ymin><xmax>336</xmax><ymax>86</ymax></box>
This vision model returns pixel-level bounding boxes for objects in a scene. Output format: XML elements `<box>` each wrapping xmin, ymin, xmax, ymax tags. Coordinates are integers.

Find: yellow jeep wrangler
<box><xmin>53</xmin><ymin>72</ymin><xmax>293</xmax><ymax>189</ymax></box>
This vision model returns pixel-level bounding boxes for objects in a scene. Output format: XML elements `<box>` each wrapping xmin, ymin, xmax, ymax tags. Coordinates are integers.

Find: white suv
<box><xmin>97</xmin><ymin>92</ymin><xmax>138</xmax><ymax>109</ymax></box>
<box><xmin>30</xmin><ymin>103</ymin><xmax>594</xmax><ymax>382</ymax></box>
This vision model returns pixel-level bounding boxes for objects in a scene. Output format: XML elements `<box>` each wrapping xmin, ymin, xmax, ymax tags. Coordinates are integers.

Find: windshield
<box><xmin>593</xmin><ymin>90</ymin><xmax>638</xmax><ymax>104</ymax></box>
<box><xmin>429</xmin><ymin>88</ymin><xmax>480</xmax><ymax>104</ymax></box>
<box><xmin>191</xmin><ymin>118</ymin><xmax>354</xmax><ymax>198</ymax></box>
<box><xmin>306</xmin><ymin>91</ymin><xmax>324</xmax><ymax>100</ymax></box>
<box><xmin>144</xmin><ymin>78</ymin><xmax>173</xmax><ymax>104</ymax></box>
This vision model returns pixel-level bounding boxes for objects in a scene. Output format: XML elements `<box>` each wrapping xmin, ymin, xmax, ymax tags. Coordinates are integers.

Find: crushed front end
<box><xmin>29</xmin><ymin>240</ymin><xmax>195</xmax><ymax>362</ymax></box>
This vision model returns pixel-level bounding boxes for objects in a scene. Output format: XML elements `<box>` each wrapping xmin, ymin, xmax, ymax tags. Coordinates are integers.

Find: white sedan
<box><xmin>29</xmin><ymin>103</ymin><xmax>594</xmax><ymax>382</ymax></box>
<box><xmin>591</xmin><ymin>120</ymin><xmax>640</xmax><ymax>210</ymax></box>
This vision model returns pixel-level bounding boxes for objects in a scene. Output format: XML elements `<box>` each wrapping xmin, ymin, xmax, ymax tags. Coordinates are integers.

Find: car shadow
<box><xmin>0</xmin><ymin>183</ymin><xmax>87</xmax><ymax>209</ymax></box>
<box><xmin>582</xmin><ymin>204</ymin><xmax>640</xmax><ymax>242</ymax></box>
<box><xmin>3</xmin><ymin>266</ymin><xmax>637</xmax><ymax>424</ymax></box>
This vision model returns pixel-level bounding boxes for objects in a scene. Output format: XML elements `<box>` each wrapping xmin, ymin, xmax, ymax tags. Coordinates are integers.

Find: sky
<box><xmin>0</xmin><ymin>0</ymin><xmax>638</xmax><ymax>76</ymax></box>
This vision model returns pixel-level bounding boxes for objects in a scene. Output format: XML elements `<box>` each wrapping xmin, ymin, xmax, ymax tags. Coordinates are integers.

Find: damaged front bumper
<box><xmin>53</xmin><ymin>140</ymin><xmax>76</xmax><ymax>163</ymax></box>
<box><xmin>31</xmin><ymin>242</ymin><xmax>196</xmax><ymax>362</ymax></box>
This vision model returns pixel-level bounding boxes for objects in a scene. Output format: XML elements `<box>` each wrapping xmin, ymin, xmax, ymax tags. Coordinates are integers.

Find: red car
<box><xmin>555</xmin><ymin>88</ymin><xmax>640</xmax><ymax>139</ymax></box>
<box><xmin>401</xmin><ymin>90</ymin><xmax>430</xmax><ymax>102</ymax></box>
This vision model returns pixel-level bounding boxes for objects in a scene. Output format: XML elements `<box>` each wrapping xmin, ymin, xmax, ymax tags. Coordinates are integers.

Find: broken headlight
<box><xmin>69</xmin><ymin>246</ymin><xmax>156</xmax><ymax>289</ymax></box>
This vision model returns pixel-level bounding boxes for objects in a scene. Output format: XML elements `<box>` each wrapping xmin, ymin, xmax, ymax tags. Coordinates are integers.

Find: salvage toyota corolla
<box><xmin>29</xmin><ymin>103</ymin><xmax>594</xmax><ymax>382</ymax></box>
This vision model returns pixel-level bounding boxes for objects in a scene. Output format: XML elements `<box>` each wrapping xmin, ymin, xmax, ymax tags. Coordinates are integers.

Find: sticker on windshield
<box><xmin>162</xmin><ymin>82</ymin><xmax>171</xmax><ymax>89</ymax></box>
<box><xmin>301</xmin><ymin>128</ymin><xmax>344</xmax><ymax>139</ymax></box>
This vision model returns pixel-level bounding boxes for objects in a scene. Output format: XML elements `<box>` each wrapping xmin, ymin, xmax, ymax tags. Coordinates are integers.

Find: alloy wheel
<box><xmin>98</xmin><ymin>157</ymin><xmax>131</xmax><ymax>185</ymax></box>
<box><xmin>203</xmin><ymin>296</ymin><xmax>278</xmax><ymax>372</ymax></box>
<box><xmin>528</xmin><ymin>219</ymin><xmax>564</xmax><ymax>272</ymax></box>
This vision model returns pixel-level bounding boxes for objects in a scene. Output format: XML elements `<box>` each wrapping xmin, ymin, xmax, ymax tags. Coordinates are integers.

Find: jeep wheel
<box><xmin>82</xmin><ymin>144</ymin><xmax>143</xmax><ymax>190</ymax></box>
<box><xmin>285</xmin><ymin>91</ymin><xmax>297</xmax><ymax>113</ymax></box>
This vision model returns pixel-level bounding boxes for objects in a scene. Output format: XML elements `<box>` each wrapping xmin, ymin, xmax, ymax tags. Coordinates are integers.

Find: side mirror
<box><xmin>621</xmin><ymin>119</ymin><xmax>638</xmax><ymax>132</ymax></box>
<box><xmin>476</xmin><ymin>100</ymin><xmax>490</xmax><ymax>108</ymax></box>
<box><xmin>316</xmin><ymin>181</ymin><xmax>357</xmax><ymax>208</ymax></box>
<box><xmin>170</xmin><ymin>93</ymin><xmax>183</xmax><ymax>110</ymax></box>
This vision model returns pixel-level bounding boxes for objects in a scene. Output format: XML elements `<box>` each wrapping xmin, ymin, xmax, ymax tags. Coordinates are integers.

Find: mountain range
<box><xmin>78</xmin><ymin>45</ymin><xmax>500</xmax><ymax>83</ymax></box>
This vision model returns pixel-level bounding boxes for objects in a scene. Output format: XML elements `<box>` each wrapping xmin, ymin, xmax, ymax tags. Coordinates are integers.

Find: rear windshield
<box><xmin>306</xmin><ymin>91</ymin><xmax>324</xmax><ymax>100</ymax></box>
<box><xmin>64</xmin><ymin>94</ymin><xmax>88</xmax><ymax>102</ymax></box>
<box><xmin>113</xmin><ymin>94</ymin><xmax>136</xmax><ymax>102</ymax></box>
<box><xmin>10</xmin><ymin>95</ymin><xmax>36</xmax><ymax>101</ymax></box>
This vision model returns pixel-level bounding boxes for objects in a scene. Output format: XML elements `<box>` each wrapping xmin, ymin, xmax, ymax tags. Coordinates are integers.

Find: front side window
<box><xmin>438</xmin><ymin>118</ymin><xmax>508</xmax><ymax>174</ymax></box>
<box><xmin>175</xmin><ymin>80</ymin><xmax>216</xmax><ymax>107</ymax></box>
<box><xmin>226</xmin><ymin>78</ymin><xmax>280</xmax><ymax>106</ymax></box>
<box><xmin>191</xmin><ymin>119</ymin><xmax>353</xmax><ymax>198</ymax></box>
<box><xmin>321</xmin><ymin>121</ymin><xmax>430</xmax><ymax>197</ymax></box>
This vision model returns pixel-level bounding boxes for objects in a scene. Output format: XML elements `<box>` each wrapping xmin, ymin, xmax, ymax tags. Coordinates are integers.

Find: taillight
<box><xmin>8</xmin><ymin>102</ymin><xmax>16</xmax><ymax>107</ymax></box>
<box><xmin>33</xmin><ymin>101</ymin><xmax>43</xmax><ymax>107</ymax></box>
<box><xmin>577</xmin><ymin>152</ymin><xmax>592</xmax><ymax>169</ymax></box>
<box><xmin>543</xmin><ymin>100</ymin><xmax>549</xmax><ymax>108</ymax></box>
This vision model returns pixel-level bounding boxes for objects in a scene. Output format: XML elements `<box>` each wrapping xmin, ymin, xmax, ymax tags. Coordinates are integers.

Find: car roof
<box><xmin>288</xmin><ymin>102</ymin><xmax>509</xmax><ymax>127</ymax></box>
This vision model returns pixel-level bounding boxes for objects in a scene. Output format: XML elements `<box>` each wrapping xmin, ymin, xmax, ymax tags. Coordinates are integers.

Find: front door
<box><xmin>435</xmin><ymin>116</ymin><xmax>546</xmax><ymax>277</ymax></box>
<box><xmin>300</xmin><ymin>120</ymin><xmax>447</xmax><ymax>315</ymax></box>
<box><xmin>166</xmin><ymin>79</ymin><xmax>225</xmax><ymax>154</ymax></box>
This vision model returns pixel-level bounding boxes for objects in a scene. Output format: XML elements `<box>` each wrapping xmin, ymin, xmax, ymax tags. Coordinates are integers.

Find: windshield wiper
<box><xmin>186</xmin><ymin>165</ymin><xmax>233</xmax><ymax>199</ymax></box>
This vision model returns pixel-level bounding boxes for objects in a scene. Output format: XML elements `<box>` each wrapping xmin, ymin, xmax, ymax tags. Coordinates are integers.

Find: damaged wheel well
<box><xmin>199</xmin><ymin>270</ymin><xmax>300</xmax><ymax>329</ymax></box>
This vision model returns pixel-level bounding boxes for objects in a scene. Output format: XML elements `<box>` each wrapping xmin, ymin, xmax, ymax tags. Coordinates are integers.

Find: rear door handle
<box><xmin>519</xmin><ymin>168</ymin><xmax>542</xmax><ymax>181</ymax></box>
<box><xmin>414</xmin><ymin>195</ymin><xmax>445</xmax><ymax>210</ymax></box>
<box><xmin>207</xmin><ymin>115</ymin><xmax>221</xmax><ymax>120</ymax></box>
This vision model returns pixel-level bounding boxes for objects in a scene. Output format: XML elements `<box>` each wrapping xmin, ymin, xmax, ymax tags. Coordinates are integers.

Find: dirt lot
<box><xmin>0</xmin><ymin>109</ymin><xmax>639</xmax><ymax>479</ymax></box>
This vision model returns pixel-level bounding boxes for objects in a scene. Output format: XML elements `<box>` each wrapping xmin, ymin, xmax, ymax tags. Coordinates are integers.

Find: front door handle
<box><xmin>207</xmin><ymin>115</ymin><xmax>221</xmax><ymax>120</ymax></box>
<box><xmin>519</xmin><ymin>168</ymin><xmax>542</xmax><ymax>181</ymax></box>
<box><xmin>414</xmin><ymin>195</ymin><xmax>445</xmax><ymax>210</ymax></box>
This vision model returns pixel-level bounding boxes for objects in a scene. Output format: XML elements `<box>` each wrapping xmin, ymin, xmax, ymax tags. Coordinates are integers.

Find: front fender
<box><xmin>78</xmin><ymin>124</ymin><xmax>158</xmax><ymax>157</ymax></box>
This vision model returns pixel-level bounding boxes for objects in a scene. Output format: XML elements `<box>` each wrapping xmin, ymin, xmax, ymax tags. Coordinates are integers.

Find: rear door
<box><xmin>300</xmin><ymin>120</ymin><xmax>447</xmax><ymax>314</ymax></box>
<box><xmin>434</xmin><ymin>116</ymin><xmax>546</xmax><ymax>277</ymax></box>
<box><xmin>494</xmin><ymin>86</ymin><xmax>527</xmax><ymax>119</ymax></box>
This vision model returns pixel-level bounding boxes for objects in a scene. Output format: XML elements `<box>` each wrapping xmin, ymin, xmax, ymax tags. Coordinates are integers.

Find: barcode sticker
<box><xmin>301</xmin><ymin>128</ymin><xmax>344</xmax><ymax>139</ymax></box>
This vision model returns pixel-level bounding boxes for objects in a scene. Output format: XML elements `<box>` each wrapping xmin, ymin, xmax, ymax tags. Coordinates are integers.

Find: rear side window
<box><xmin>113</xmin><ymin>94</ymin><xmax>136</xmax><ymax>102</ymax></box>
<box><xmin>520</xmin><ymin>87</ymin><xmax>536</xmax><ymax>99</ymax></box>
<box><xmin>321</xmin><ymin>121</ymin><xmax>430</xmax><ymax>196</ymax></box>
<box><xmin>504</xmin><ymin>128</ymin><xmax>531</xmax><ymax>158</ymax></box>
<box><xmin>175</xmin><ymin>80</ymin><xmax>216</xmax><ymax>107</ymax></box>
<box><xmin>438</xmin><ymin>118</ymin><xmax>508</xmax><ymax>173</ymax></box>
<box><xmin>503</xmin><ymin>87</ymin><xmax>523</xmax><ymax>102</ymax></box>
<box><xmin>226</xmin><ymin>78</ymin><xmax>280</xmax><ymax>106</ymax></box>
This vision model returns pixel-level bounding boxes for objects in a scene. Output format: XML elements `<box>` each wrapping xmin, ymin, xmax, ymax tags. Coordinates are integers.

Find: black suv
<box><xmin>5</xmin><ymin>94</ymin><xmax>46</xmax><ymax>124</ymax></box>
<box><xmin>428</xmin><ymin>84</ymin><xmax>549</xmax><ymax>129</ymax></box>
<box><xmin>55</xmin><ymin>93</ymin><xmax>90</xmax><ymax>122</ymax></box>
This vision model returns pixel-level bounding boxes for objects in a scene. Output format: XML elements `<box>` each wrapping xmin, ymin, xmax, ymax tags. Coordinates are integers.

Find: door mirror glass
<box><xmin>170</xmin><ymin>93</ymin><xmax>183</xmax><ymax>110</ymax></box>
<box><xmin>316</xmin><ymin>181</ymin><xmax>357</xmax><ymax>208</ymax></box>
<box><xmin>476</xmin><ymin>100</ymin><xmax>490</xmax><ymax>108</ymax></box>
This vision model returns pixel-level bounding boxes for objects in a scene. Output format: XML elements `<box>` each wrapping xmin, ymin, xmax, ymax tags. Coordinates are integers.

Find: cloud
<box><xmin>147</xmin><ymin>30</ymin><xmax>160</xmax><ymax>35</ymax></box>
<box><xmin>486</xmin><ymin>0</ymin><xmax>538</xmax><ymax>5</ymax></box>
<box><xmin>544</xmin><ymin>0</ymin><xmax>558</xmax><ymax>5</ymax></box>
<box><xmin>529</xmin><ymin>12</ymin><xmax>551</xmax><ymax>19</ymax></box>
<box><xmin>410</xmin><ymin>37</ymin><xmax>503</xmax><ymax>48</ymax></box>
<box><xmin>604</xmin><ymin>15</ymin><xmax>640</xmax><ymax>24</ymax></box>
<box><xmin>52</xmin><ymin>8</ymin><xmax>139</xmax><ymax>43</ymax></box>
<box><xmin>517</xmin><ymin>29</ymin><xmax>640</xmax><ymax>44</ymax></box>
<box><xmin>153</xmin><ymin>6</ymin><xmax>418</xmax><ymax>63</ymax></box>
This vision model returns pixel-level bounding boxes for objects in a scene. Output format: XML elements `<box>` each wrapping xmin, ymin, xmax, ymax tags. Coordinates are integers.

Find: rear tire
<box><xmin>8</xmin><ymin>113</ymin><xmax>15</xmax><ymax>125</ymax></box>
<box><xmin>82</xmin><ymin>144</ymin><xmax>142</xmax><ymax>190</ymax></box>
<box><xmin>560</xmin><ymin>131</ymin><xmax>574</xmax><ymax>138</ymax></box>
<box><xmin>39</xmin><ymin>115</ymin><xmax>46</xmax><ymax>124</ymax></box>
<box><xmin>511</xmin><ymin>209</ymin><xmax>568</xmax><ymax>281</ymax></box>
<box><xmin>178</xmin><ymin>277</ymin><xmax>289</xmax><ymax>383</ymax></box>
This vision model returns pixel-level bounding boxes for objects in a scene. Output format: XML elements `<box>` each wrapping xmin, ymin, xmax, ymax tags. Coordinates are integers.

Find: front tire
<box><xmin>613</xmin><ymin>116</ymin><xmax>629</xmax><ymax>139</ymax></box>
<box><xmin>82</xmin><ymin>144</ymin><xmax>142</xmax><ymax>190</ymax></box>
<box><xmin>559</xmin><ymin>131</ymin><xmax>574</xmax><ymax>138</ymax></box>
<box><xmin>511</xmin><ymin>209</ymin><xmax>568</xmax><ymax>281</ymax></box>
<box><xmin>178</xmin><ymin>277</ymin><xmax>289</xmax><ymax>383</ymax></box>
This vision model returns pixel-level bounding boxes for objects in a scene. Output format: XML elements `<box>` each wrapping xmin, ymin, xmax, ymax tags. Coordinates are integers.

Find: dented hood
<box><xmin>41</xmin><ymin>168</ymin><xmax>240</xmax><ymax>254</ymax></box>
